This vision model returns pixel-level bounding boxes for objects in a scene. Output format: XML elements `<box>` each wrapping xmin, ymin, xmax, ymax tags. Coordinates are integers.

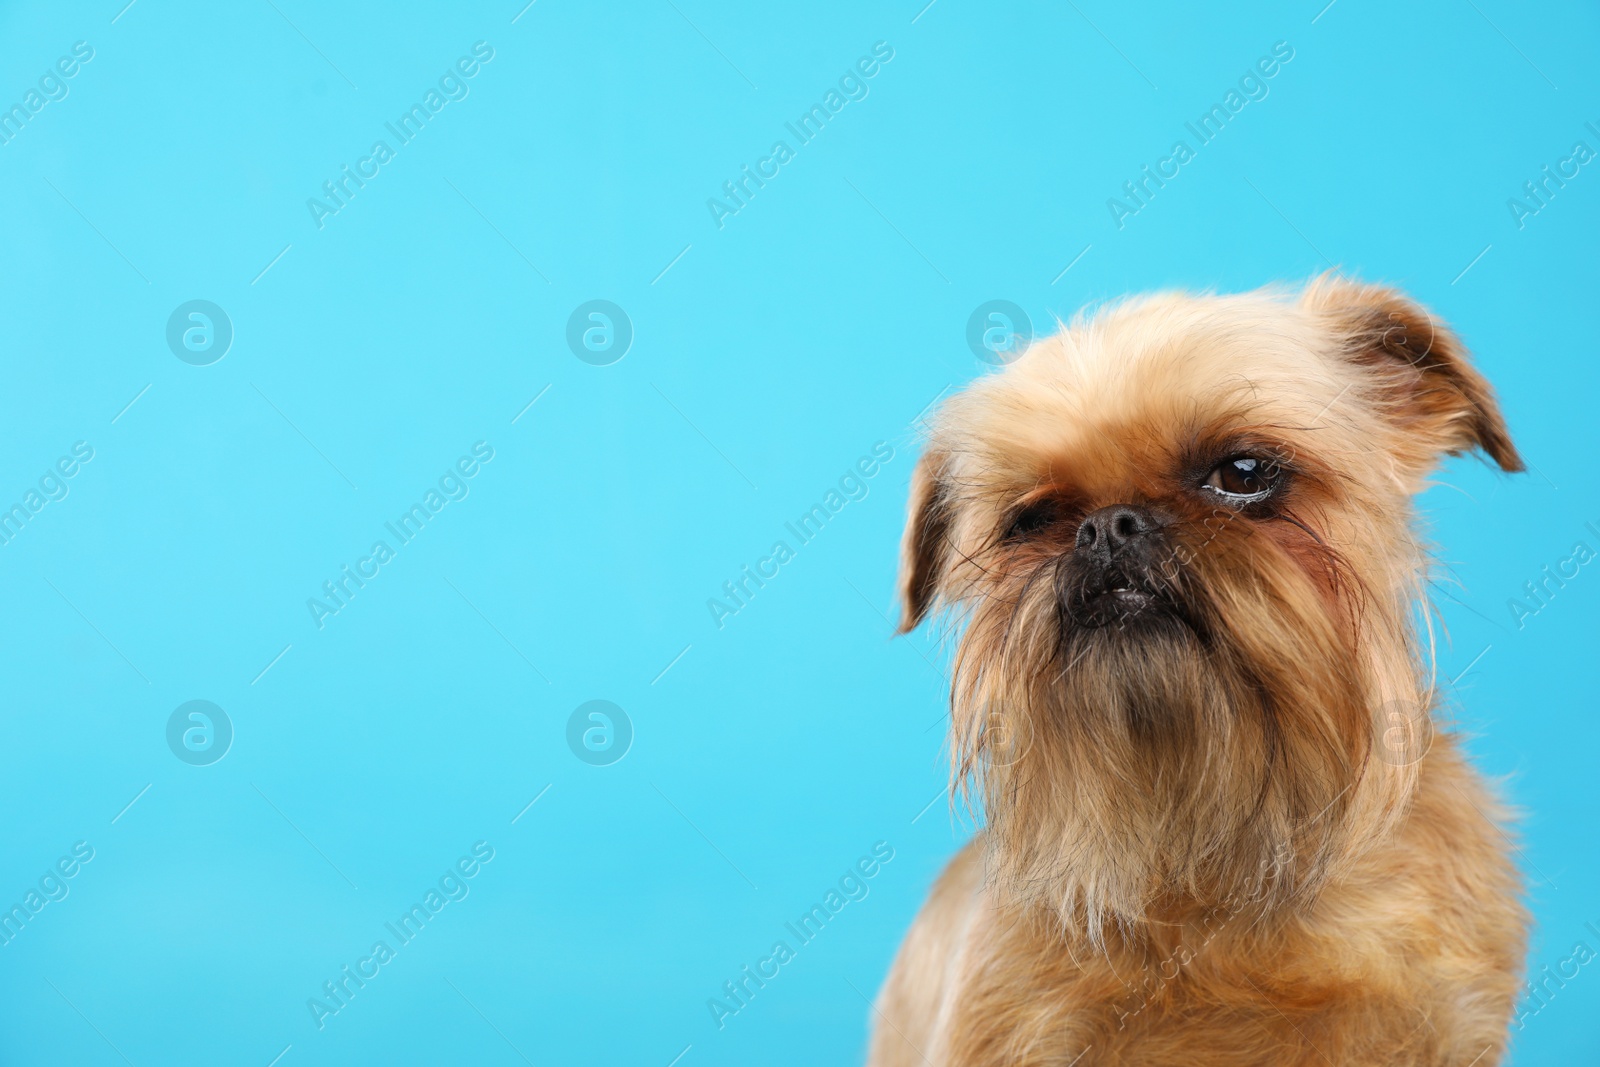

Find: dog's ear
<box><xmin>1301</xmin><ymin>275</ymin><xmax>1523</xmax><ymax>473</ymax></box>
<box><xmin>897</xmin><ymin>448</ymin><xmax>953</xmax><ymax>634</ymax></box>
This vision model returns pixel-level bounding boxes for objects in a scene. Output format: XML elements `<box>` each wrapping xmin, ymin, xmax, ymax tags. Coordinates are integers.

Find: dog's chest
<box><xmin>938</xmin><ymin>929</ymin><xmax>1434</xmax><ymax>1067</ymax></box>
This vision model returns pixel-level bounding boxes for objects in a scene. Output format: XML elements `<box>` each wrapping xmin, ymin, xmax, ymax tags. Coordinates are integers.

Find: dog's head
<box><xmin>900</xmin><ymin>276</ymin><xmax>1520</xmax><ymax>933</ymax></box>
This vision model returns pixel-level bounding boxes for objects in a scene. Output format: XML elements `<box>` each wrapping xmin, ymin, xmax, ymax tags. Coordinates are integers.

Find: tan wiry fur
<box><xmin>870</xmin><ymin>277</ymin><xmax>1527</xmax><ymax>1066</ymax></box>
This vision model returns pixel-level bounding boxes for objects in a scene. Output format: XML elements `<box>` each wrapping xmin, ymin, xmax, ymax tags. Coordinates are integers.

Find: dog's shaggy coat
<box><xmin>869</xmin><ymin>278</ymin><xmax>1526</xmax><ymax>1066</ymax></box>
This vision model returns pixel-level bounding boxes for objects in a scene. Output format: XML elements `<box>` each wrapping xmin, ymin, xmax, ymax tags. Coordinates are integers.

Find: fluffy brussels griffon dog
<box><xmin>870</xmin><ymin>277</ymin><xmax>1527</xmax><ymax>1066</ymax></box>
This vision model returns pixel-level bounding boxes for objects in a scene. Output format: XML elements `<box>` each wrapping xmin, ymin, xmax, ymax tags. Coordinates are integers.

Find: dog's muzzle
<box><xmin>1061</xmin><ymin>504</ymin><xmax>1178</xmax><ymax>628</ymax></box>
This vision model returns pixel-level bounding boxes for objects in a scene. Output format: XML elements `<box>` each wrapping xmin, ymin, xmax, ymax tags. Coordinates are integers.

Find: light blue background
<box><xmin>0</xmin><ymin>1</ymin><xmax>1595</xmax><ymax>1063</ymax></box>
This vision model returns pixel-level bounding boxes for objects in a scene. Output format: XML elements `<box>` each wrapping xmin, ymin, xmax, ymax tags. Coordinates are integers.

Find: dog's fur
<box><xmin>870</xmin><ymin>278</ymin><xmax>1527</xmax><ymax>1066</ymax></box>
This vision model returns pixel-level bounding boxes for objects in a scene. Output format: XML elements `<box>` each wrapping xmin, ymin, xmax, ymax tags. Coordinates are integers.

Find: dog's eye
<box><xmin>1004</xmin><ymin>500</ymin><xmax>1061</xmax><ymax>540</ymax></box>
<box><xmin>1201</xmin><ymin>456</ymin><xmax>1281</xmax><ymax>503</ymax></box>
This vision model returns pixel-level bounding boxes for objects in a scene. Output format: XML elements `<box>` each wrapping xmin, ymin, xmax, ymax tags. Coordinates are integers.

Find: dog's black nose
<box><xmin>1065</xmin><ymin>504</ymin><xmax>1174</xmax><ymax>628</ymax></box>
<box><xmin>1075</xmin><ymin>504</ymin><xmax>1160</xmax><ymax>562</ymax></box>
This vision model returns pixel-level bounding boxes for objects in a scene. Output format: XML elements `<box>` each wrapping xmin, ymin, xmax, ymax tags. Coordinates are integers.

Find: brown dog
<box><xmin>870</xmin><ymin>277</ymin><xmax>1527</xmax><ymax>1066</ymax></box>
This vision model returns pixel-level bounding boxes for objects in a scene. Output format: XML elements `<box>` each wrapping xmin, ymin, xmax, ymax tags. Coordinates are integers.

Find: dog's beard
<box><xmin>950</xmin><ymin>527</ymin><xmax>1417</xmax><ymax>942</ymax></box>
